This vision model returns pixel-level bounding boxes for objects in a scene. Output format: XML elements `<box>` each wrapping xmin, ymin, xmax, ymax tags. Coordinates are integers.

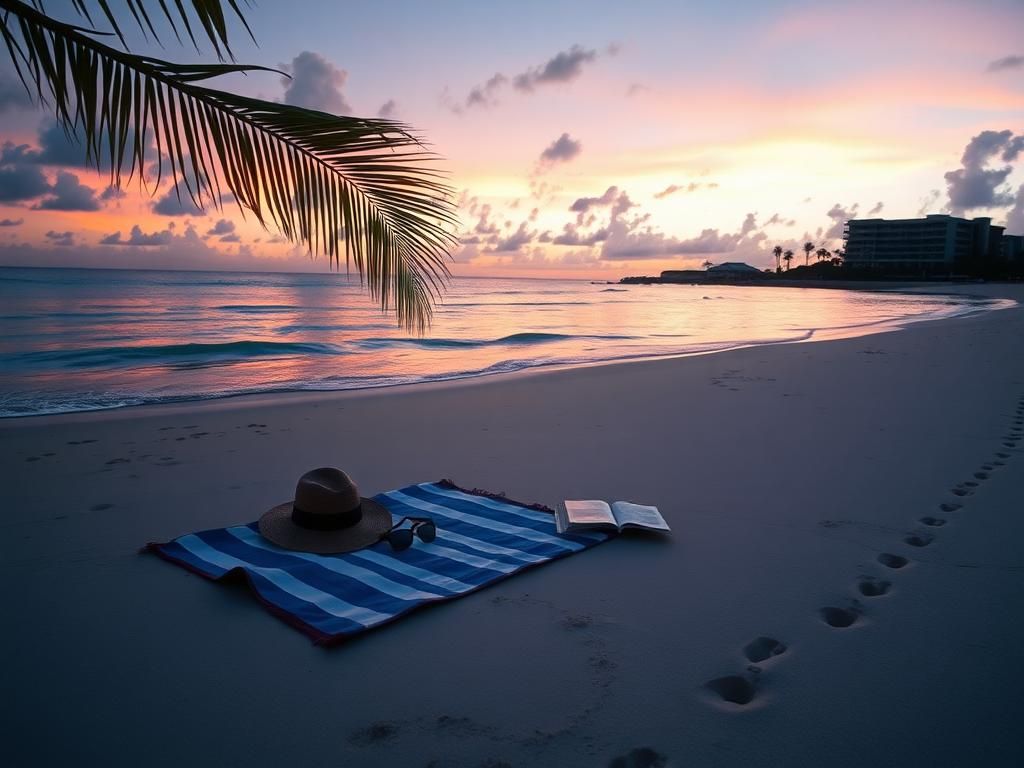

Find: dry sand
<box><xmin>2</xmin><ymin>284</ymin><xmax>1023</xmax><ymax>768</ymax></box>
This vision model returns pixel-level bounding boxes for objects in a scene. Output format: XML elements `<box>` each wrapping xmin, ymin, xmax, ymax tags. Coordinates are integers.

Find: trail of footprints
<box><xmin>704</xmin><ymin>392</ymin><xmax>1024</xmax><ymax>707</ymax></box>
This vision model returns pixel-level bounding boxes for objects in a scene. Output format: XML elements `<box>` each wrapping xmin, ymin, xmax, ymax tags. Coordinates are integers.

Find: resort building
<box><xmin>1003</xmin><ymin>234</ymin><xmax>1024</xmax><ymax>265</ymax></box>
<box><xmin>843</xmin><ymin>214</ymin><xmax>1008</xmax><ymax>275</ymax></box>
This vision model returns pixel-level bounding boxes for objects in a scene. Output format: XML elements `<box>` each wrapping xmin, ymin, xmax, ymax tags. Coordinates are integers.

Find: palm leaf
<box><xmin>60</xmin><ymin>0</ymin><xmax>255</xmax><ymax>59</ymax></box>
<box><xmin>0</xmin><ymin>0</ymin><xmax>456</xmax><ymax>329</ymax></box>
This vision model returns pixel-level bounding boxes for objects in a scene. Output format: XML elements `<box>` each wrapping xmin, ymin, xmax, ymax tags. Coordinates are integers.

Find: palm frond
<box><xmin>1</xmin><ymin>0</ymin><xmax>457</xmax><ymax>330</ymax></box>
<box><xmin>57</xmin><ymin>0</ymin><xmax>254</xmax><ymax>59</ymax></box>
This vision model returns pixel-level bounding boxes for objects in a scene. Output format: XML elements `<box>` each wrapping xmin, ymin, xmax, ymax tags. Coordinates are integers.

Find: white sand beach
<box><xmin>2</xmin><ymin>283</ymin><xmax>1023</xmax><ymax>768</ymax></box>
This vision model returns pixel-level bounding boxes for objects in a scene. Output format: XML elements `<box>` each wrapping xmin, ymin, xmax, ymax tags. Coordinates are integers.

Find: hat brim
<box><xmin>258</xmin><ymin>497</ymin><xmax>393</xmax><ymax>555</ymax></box>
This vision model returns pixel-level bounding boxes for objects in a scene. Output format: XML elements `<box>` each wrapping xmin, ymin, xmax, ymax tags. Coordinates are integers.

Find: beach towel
<box><xmin>145</xmin><ymin>480</ymin><xmax>611</xmax><ymax>644</ymax></box>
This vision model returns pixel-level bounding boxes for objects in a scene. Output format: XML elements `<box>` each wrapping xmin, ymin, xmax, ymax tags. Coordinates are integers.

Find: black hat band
<box><xmin>291</xmin><ymin>503</ymin><xmax>363</xmax><ymax>531</ymax></box>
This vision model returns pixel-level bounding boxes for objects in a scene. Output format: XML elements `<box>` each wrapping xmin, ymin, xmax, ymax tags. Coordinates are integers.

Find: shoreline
<box><xmin>2</xmin><ymin>282</ymin><xmax>1015</xmax><ymax>425</ymax></box>
<box><xmin>3</xmin><ymin>283</ymin><xmax>1023</xmax><ymax>767</ymax></box>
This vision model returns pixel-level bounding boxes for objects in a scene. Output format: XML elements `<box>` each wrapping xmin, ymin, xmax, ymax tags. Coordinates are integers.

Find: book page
<box><xmin>610</xmin><ymin>501</ymin><xmax>670</xmax><ymax>531</ymax></box>
<box><xmin>563</xmin><ymin>499</ymin><xmax>616</xmax><ymax>526</ymax></box>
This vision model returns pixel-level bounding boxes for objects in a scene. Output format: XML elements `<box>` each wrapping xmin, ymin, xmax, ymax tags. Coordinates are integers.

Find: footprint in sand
<box><xmin>703</xmin><ymin>674</ymin><xmax>757</xmax><ymax>705</ymax></box>
<box><xmin>974</xmin><ymin>472</ymin><xmax>990</xmax><ymax>480</ymax></box>
<box><xmin>996</xmin><ymin>452</ymin><xmax>1010</xmax><ymax>459</ymax></box>
<box><xmin>742</xmin><ymin>636</ymin><xmax>787</xmax><ymax>663</ymax></box>
<box><xmin>820</xmin><ymin>606</ymin><xmax>860</xmax><ymax>628</ymax></box>
<box><xmin>939</xmin><ymin>502</ymin><xmax>962</xmax><ymax>513</ymax></box>
<box><xmin>919</xmin><ymin>516</ymin><xmax>946</xmax><ymax>527</ymax></box>
<box><xmin>951</xmin><ymin>488</ymin><xmax>972</xmax><ymax>497</ymax></box>
<box><xmin>858</xmin><ymin>577</ymin><xmax>892</xmax><ymax>597</ymax></box>
<box><xmin>878</xmin><ymin>553</ymin><xmax>909</xmax><ymax>569</ymax></box>
<box><xmin>608</xmin><ymin>747</ymin><xmax>669</xmax><ymax>768</ymax></box>
<box><xmin>89</xmin><ymin>503</ymin><xmax>114</xmax><ymax>511</ymax></box>
<box><xmin>904</xmin><ymin>533</ymin><xmax>934</xmax><ymax>547</ymax></box>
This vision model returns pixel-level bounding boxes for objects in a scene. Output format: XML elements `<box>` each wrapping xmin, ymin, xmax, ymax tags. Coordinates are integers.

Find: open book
<box><xmin>554</xmin><ymin>500</ymin><xmax>670</xmax><ymax>535</ymax></box>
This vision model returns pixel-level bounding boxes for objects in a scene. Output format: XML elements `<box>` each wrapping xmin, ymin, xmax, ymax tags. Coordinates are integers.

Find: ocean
<box><xmin>0</xmin><ymin>266</ymin><xmax>1008</xmax><ymax>418</ymax></box>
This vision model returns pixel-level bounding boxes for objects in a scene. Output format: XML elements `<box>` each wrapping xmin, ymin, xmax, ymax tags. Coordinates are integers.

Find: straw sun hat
<box><xmin>258</xmin><ymin>468</ymin><xmax>393</xmax><ymax>554</ymax></box>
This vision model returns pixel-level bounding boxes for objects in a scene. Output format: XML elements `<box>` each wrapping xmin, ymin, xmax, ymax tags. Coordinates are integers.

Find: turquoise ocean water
<box><xmin>0</xmin><ymin>267</ymin><xmax>1008</xmax><ymax>417</ymax></box>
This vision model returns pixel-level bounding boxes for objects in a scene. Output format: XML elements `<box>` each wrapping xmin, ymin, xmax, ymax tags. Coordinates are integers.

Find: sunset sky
<box><xmin>1</xmin><ymin>0</ymin><xmax>1023</xmax><ymax>279</ymax></box>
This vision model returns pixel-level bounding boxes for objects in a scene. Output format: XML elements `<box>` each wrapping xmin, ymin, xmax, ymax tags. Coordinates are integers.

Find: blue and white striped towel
<box><xmin>146</xmin><ymin>480</ymin><xmax>610</xmax><ymax>644</ymax></box>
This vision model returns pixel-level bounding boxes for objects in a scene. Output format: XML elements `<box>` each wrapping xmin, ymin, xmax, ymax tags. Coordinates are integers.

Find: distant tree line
<box><xmin>771</xmin><ymin>242</ymin><xmax>844</xmax><ymax>273</ymax></box>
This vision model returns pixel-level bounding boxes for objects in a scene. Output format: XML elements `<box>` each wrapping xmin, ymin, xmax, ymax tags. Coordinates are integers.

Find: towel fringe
<box><xmin>436</xmin><ymin>478</ymin><xmax>554</xmax><ymax>514</ymax></box>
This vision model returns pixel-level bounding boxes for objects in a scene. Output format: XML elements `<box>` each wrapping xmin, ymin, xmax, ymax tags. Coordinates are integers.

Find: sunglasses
<box><xmin>380</xmin><ymin>516</ymin><xmax>436</xmax><ymax>551</ymax></box>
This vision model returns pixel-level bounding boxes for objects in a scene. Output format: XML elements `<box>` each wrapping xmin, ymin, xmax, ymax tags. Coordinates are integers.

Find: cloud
<box><xmin>552</xmin><ymin>222</ymin><xmax>609</xmax><ymax>246</ymax></box>
<box><xmin>0</xmin><ymin>71</ymin><xmax>32</xmax><ymax>112</ymax></box>
<box><xmin>100</xmin><ymin>185</ymin><xmax>126</xmax><ymax>202</ymax></box>
<box><xmin>538</xmin><ymin>133</ymin><xmax>581</xmax><ymax>168</ymax></box>
<box><xmin>917</xmin><ymin>189</ymin><xmax>941</xmax><ymax>216</ymax></box>
<box><xmin>101</xmin><ymin>224</ymin><xmax>174</xmax><ymax>246</ymax></box>
<box><xmin>464</xmin><ymin>74</ymin><xmax>507</xmax><ymax>110</ymax></box>
<box><xmin>281</xmin><ymin>52</ymin><xmax>351</xmax><ymax>114</ymax></box>
<box><xmin>825</xmin><ymin>203</ymin><xmax>859</xmax><ymax>240</ymax></box>
<box><xmin>34</xmin><ymin>171</ymin><xmax>101</xmax><ymax>211</ymax></box>
<box><xmin>377</xmin><ymin>99</ymin><xmax>397</xmax><ymax>118</ymax></box>
<box><xmin>152</xmin><ymin>182</ymin><xmax>206</xmax><ymax>216</ymax></box>
<box><xmin>1004</xmin><ymin>135</ymin><xmax>1024</xmax><ymax>163</ymax></box>
<box><xmin>471</xmin><ymin>203</ymin><xmax>500</xmax><ymax>236</ymax></box>
<box><xmin>1006</xmin><ymin>185</ymin><xmax>1024</xmax><ymax>235</ymax></box>
<box><xmin>493</xmin><ymin>222</ymin><xmax>536</xmax><ymax>253</ymax></box>
<box><xmin>765</xmin><ymin>213</ymin><xmax>796</xmax><ymax>227</ymax></box>
<box><xmin>205</xmin><ymin>219</ymin><xmax>242</xmax><ymax>242</ymax></box>
<box><xmin>455</xmin><ymin>44</ymin><xmax>603</xmax><ymax>111</ymax></box>
<box><xmin>986</xmin><ymin>55</ymin><xmax>1024</xmax><ymax>73</ymax></box>
<box><xmin>653</xmin><ymin>181</ymin><xmax>719</xmax><ymax>199</ymax></box>
<box><xmin>944</xmin><ymin>130</ymin><xmax>1018</xmax><ymax>214</ymax></box>
<box><xmin>513</xmin><ymin>45</ymin><xmax>598</xmax><ymax>92</ymax></box>
<box><xmin>0</xmin><ymin>143</ymin><xmax>50</xmax><ymax>201</ymax></box>
<box><xmin>0</xmin><ymin>218</ymin><xmax>23</xmax><ymax>226</ymax></box>
<box><xmin>867</xmin><ymin>201</ymin><xmax>884</xmax><ymax>216</ymax></box>
<box><xmin>569</xmin><ymin>186</ymin><xmax>636</xmax><ymax>220</ymax></box>
<box><xmin>206</xmin><ymin>219</ymin><xmax>235</xmax><ymax>236</ymax></box>
<box><xmin>739</xmin><ymin>212</ymin><xmax>758</xmax><ymax>237</ymax></box>
<box><xmin>34</xmin><ymin>121</ymin><xmax>89</xmax><ymax>166</ymax></box>
<box><xmin>44</xmin><ymin>230</ymin><xmax>74</xmax><ymax>246</ymax></box>
<box><xmin>30</xmin><ymin>120</ymin><xmax>154</xmax><ymax>170</ymax></box>
<box><xmin>600</xmin><ymin>212</ymin><xmax>763</xmax><ymax>260</ymax></box>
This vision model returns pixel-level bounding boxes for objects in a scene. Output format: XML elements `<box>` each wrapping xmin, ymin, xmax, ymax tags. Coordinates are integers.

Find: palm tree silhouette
<box><xmin>0</xmin><ymin>0</ymin><xmax>455</xmax><ymax>330</ymax></box>
<box><xmin>816</xmin><ymin>248</ymin><xmax>831</xmax><ymax>263</ymax></box>
<box><xmin>783</xmin><ymin>249</ymin><xmax>794</xmax><ymax>271</ymax></box>
<box><xmin>702</xmin><ymin>260</ymin><xmax>715</xmax><ymax>270</ymax></box>
<box><xmin>773</xmin><ymin>245</ymin><xmax>783</xmax><ymax>272</ymax></box>
<box><xmin>803</xmin><ymin>241</ymin><xmax>815</xmax><ymax>267</ymax></box>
